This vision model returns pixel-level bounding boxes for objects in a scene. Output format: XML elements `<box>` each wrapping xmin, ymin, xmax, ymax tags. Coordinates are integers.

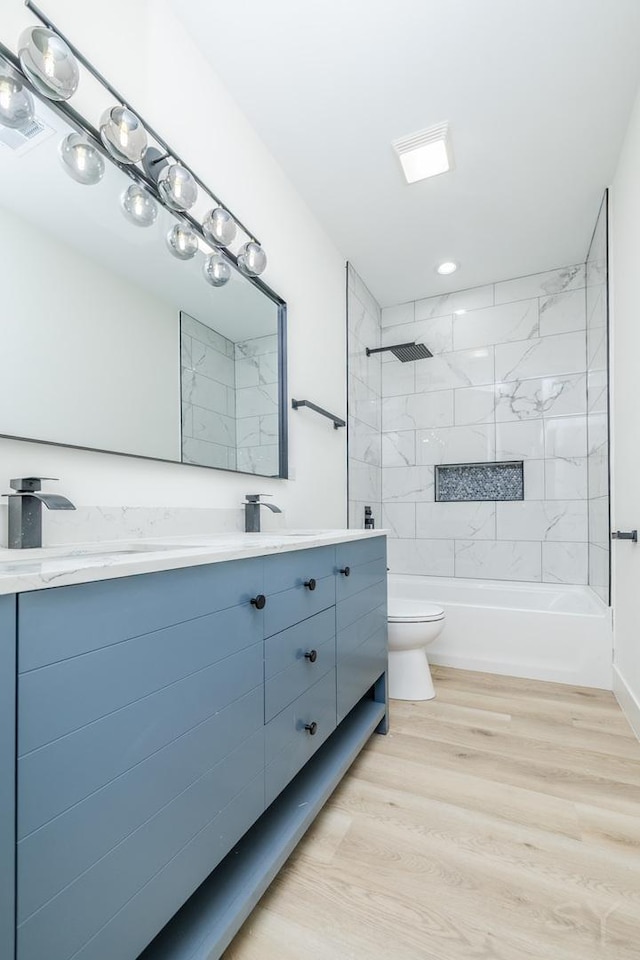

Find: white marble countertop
<box><xmin>0</xmin><ymin>529</ymin><xmax>386</xmax><ymax>595</ymax></box>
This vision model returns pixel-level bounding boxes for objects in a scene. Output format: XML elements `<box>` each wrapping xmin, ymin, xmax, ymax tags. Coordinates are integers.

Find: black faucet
<box><xmin>244</xmin><ymin>494</ymin><xmax>282</xmax><ymax>533</ymax></box>
<box><xmin>2</xmin><ymin>477</ymin><xmax>76</xmax><ymax>549</ymax></box>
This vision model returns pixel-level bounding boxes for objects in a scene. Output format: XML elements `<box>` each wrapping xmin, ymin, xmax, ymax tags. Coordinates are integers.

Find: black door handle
<box><xmin>304</xmin><ymin>649</ymin><xmax>318</xmax><ymax>663</ymax></box>
<box><xmin>304</xmin><ymin>578</ymin><xmax>317</xmax><ymax>591</ymax></box>
<box><xmin>339</xmin><ymin>566</ymin><xmax>350</xmax><ymax>577</ymax></box>
<box><xmin>304</xmin><ymin>721</ymin><xmax>318</xmax><ymax>735</ymax></box>
<box><xmin>250</xmin><ymin>594</ymin><xmax>266</xmax><ymax>609</ymax></box>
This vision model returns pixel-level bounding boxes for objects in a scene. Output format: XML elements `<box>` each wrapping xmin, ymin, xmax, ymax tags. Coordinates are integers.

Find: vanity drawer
<box><xmin>265</xmin><ymin>607</ymin><xmax>336</xmax><ymax>721</ymax></box>
<box><xmin>336</xmin><ymin>579</ymin><xmax>387</xmax><ymax>633</ymax></box>
<box><xmin>265</xmin><ymin>669</ymin><xmax>337</xmax><ymax>806</ymax></box>
<box><xmin>263</xmin><ymin>574</ymin><xmax>335</xmax><ymax>637</ymax></box>
<box><xmin>263</xmin><ymin>545</ymin><xmax>336</xmax><ymax>595</ymax></box>
<box><xmin>337</xmin><ymin>621</ymin><xmax>387</xmax><ymax>723</ymax></box>
<box><xmin>18</xmin><ymin>556</ymin><xmax>265</xmax><ymax>671</ymax></box>
<box><xmin>336</xmin><ymin>555</ymin><xmax>386</xmax><ymax>602</ymax></box>
<box><xmin>335</xmin><ymin>535</ymin><xmax>386</xmax><ymax>571</ymax></box>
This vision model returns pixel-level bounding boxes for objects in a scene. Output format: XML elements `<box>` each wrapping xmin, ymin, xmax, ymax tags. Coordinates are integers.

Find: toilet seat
<box><xmin>388</xmin><ymin>599</ymin><xmax>445</xmax><ymax>623</ymax></box>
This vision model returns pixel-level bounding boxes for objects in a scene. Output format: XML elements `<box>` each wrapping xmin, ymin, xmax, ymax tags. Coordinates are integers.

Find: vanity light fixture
<box><xmin>237</xmin><ymin>241</ymin><xmax>267</xmax><ymax>277</ymax></box>
<box><xmin>437</xmin><ymin>261</ymin><xmax>458</xmax><ymax>276</ymax></box>
<box><xmin>157</xmin><ymin>162</ymin><xmax>198</xmax><ymax>212</ymax></box>
<box><xmin>100</xmin><ymin>105</ymin><xmax>148</xmax><ymax>164</ymax></box>
<box><xmin>166</xmin><ymin>222</ymin><xmax>199</xmax><ymax>260</ymax></box>
<box><xmin>203</xmin><ymin>252</ymin><xmax>231</xmax><ymax>287</ymax></box>
<box><xmin>18</xmin><ymin>26</ymin><xmax>79</xmax><ymax>101</ymax></box>
<box><xmin>392</xmin><ymin>121</ymin><xmax>452</xmax><ymax>184</ymax></box>
<box><xmin>59</xmin><ymin>132</ymin><xmax>105</xmax><ymax>185</ymax></box>
<box><xmin>121</xmin><ymin>183</ymin><xmax>157</xmax><ymax>227</ymax></box>
<box><xmin>0</xmin><ymin>71</ymin><xmax>34</xmax><ymax>129</ymax></box>
<box><xmin>203</xmin><ymin>206</ymin><xmax>237</xmax><ymax>248</ymax></box>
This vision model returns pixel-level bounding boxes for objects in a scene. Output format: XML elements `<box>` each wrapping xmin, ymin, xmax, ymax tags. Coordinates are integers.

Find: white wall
<box><xmin>0</xmin><ymin>0</ymin><xmax>347</xmax><ymax>525</ymax></box>
<box><xmin>610</xmin><ymin>84</ymin><xmax>640</xmax><ymax>737</ymax></box>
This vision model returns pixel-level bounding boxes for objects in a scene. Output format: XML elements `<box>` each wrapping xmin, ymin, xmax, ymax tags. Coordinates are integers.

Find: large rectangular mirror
<box><xmin>0</xmin><ymin>61</ymin><xmax>287</xmax><ymax>478</ymax></box>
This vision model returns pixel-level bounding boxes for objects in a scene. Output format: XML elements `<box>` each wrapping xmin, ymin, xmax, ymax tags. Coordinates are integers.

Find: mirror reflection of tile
<box><xmin>181</xmin><ymin>313</ymin><xmax>279</xmax><ymax>475</ymax></box>
<box><xmin>435</xmin><ymin>461</ymin><xmax>524</xmax><ymax>502</ymax></box>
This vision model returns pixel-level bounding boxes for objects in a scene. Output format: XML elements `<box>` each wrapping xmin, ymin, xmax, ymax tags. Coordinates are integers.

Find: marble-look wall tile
<box><xmin>382</xmin><ymin>390</ymin><xmax>454</xmax><ymax>432</ymax></box>
<box><xmin>387</xmin><ymin>538</ymin><xmax>455</xmax><ymax>576</ymax></box>
<box><xmin>544</xmin><ymin>416</ymin><xmax>587</xmax><ymax>459</ymax></box>
<box><xmin>454</xmin><ymin>385</ymin><xmax>497</xmax><ymax>425</ymax></box>
<box><xmin>183</xmin><ymin>436</ymin><xmax>233</xmax><ymax>470</ymax></box>
<box><xmin>414</xmin><ymin>284</ymin><xmax>493</xmax><ymax>320</ymax></box>
<box><xmin>495</xmin><ymin>374</ymin><xmax>586</xmax><ymax>422</ymax></box>
<box><xmin>495</xmin><ymin>420</ymin><xmax>544</xmax><ymax>459</ymax></box>
<box><xmin>182</xmin><ymin>313</ymin><xmax>234</xmax><ymax>357</ymax></box>
<box><xmin>496</xmin><ymin>500</ymin><xmax>588</xmax><ymax>542</ymax></box>
<box><xmin>350</xmin><ymin>460</ymin><xmax>381</xmax><ymax>504</ymax></box>
<box><xmin>350</xmin><ymin>378</ymin><xmax>381</xmax><ymax>431</ymax></box>
<box><xmin>382</xmin><ymin>465</ymin><xmax>435</xmax><ymax>502</ymax></box>
<box><xmin>495</xmin><ymin>331</ymin><xmax>586</xmax><ymax>382</ymax></box>
<box><xmin>234</xmin><ymin>334</ymin><xmax>278</xmax><ymax>359</ymax></box>
<box><xmin>381</xmin><ymin>301</ymin><xmax>414</xmax><ymax>328</ymax></box>
<box><xmin>416</xmin><ymin>501</ymin><xmax>496</xmax><ymax>540</ymax></box>
<box><xmin>545</xmin><ymin>457</ymin><xmax>588</xmax><ymax>500</ymax></box>
<box><xmin>235</xmin><ymin>384</ymin><xmax>278</xmax><ymax>420</ymax></box>
<box><xmin>416</xmin><ymin>424</ymin><xmax>496</xmax><ymax>465</ymax></box>
<box><xmin>494</xmin><ymin>264</ymin><xmax>585</xmax><ymax>304</ymax></box>
<box><xmin>381</xmin><ymin>315</ymin><xmax>453</xmax><ymax>355</ymax></box>
<box><xmin>523</xmin><ymin>460</ymin><xmax>545</xmax><ymax>500</ymax></box>
<box><xmin>542</xmin><ymin>542</ymin><xmax>588</xmax><ymax>585</ymax></box>
<box><xmin>348</xmin><ymin>417</ymin><xmax>382</xmax><ymax>467</ymax></box>
<box><xmin>414</xmin><ymin>347</ymin><xmax>494</xmax><ymax>393</ymax></box>
<box><xmin>381</xmin><ymin>431</ymin><xmax>416</xmax><ymax>467</ymax></box>
<box><xmin>382</xmin><ymin>361</ymin><xmax>416</xmax><ymax>397</ymax></box>
<box><xmin>589</xmin><ymin>543</ymin><xmax>609</xmax><ymax>603</ymax></box>
<box><xmin>381</xmin><ymin>502</ymin><xmax>416</xmax><ymax>539</ymax></box>
<box><xmin>453</xmin><ymin>299</ymin><xmax>539</xmax><ymax>350</ymax></box>
<box><xmin>538</xmin><ymin>289</ymin><xmax>586</xmax><ymax>337</ymax></box>
<box><xmin>455</xmin><ymin>540</ymin><xmax>542</xmax><ymax>581</ymax></box>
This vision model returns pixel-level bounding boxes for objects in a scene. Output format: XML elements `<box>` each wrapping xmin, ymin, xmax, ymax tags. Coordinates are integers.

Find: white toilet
<box><xmin>387</xmin><ymin>598</ymin><xmax>446</xmax><ymax>701</ymax></box>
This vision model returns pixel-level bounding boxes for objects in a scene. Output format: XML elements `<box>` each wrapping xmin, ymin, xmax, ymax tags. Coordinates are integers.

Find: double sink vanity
<box><xmin>0</xmin><ymin>528</ymin><xmax>388</xmax><ymax>960</ymax></box>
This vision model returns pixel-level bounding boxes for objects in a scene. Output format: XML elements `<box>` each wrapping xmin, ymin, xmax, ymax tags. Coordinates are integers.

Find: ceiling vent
<box><xmin>0</xmin><ymin>117</ymin><xmax>54</xmax><ymax>156</ymax></box>
<box><xmin>392</xmin><ymin>121</ymin><xmax>452</xmax><ymax>184</ymax></box>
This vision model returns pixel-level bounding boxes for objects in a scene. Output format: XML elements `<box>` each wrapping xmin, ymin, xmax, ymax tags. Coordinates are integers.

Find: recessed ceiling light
<box><xmin>437</xmin><ymin>261</ymin><xmax>458</xmax><ymax>276</ymax></box>
<box><xmin>392</xmin><ymin>121</ymin><xmax>452</xmax><ymax>184</ymax></box>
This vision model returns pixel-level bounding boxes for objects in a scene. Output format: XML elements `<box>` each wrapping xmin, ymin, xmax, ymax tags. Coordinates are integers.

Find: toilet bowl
<box><xmin>387</xmin><ymin>598</ymin><xmax>445</xmax><ymax>701</ymax></box>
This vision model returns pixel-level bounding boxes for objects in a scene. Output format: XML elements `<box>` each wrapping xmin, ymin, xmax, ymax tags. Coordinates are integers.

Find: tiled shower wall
<box><xmin>347</xmin><ymin>264</ymin><xmax>382</xmax><ymax>528</ymax></box>
<box><xmin>586</xmin><ymin>196</ymin><xmax>610</xmax><ymax>602</ymax></box>
<box><xmin>380</xmin><ymin>264</ymin><xmax>594</xmax><ymax>584</ymax></box>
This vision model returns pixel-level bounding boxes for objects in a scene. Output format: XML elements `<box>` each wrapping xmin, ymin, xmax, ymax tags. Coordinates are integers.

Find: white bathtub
<box><xmin>388</xmin><ymin>574</ymin><xmax>613</xmax><ymax>689</ymax></box>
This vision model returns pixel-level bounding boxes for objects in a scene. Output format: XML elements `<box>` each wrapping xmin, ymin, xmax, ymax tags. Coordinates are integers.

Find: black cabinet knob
<box><xmin>304</xmin><ymin>721</ymin><xmax>318</xmax><ymax>736</ymax></box>
<box><xmin>304</xmin><ymin>649</ymin><xmax>318</xmax><ymax>663</ymax></box>
<box><xmin>304</xmin><ymin>578</ymin><xmax>317</xmax><ymax>591</ymax></box>
<box><xmin>250</xmin><ymin>594</ymin><xmax>266</xmax><ymax>610</ymax></box>
<box><xmin>339</xmin><ymin>566</ymin><xmax>351</xmax><ymax>577</ymax></box>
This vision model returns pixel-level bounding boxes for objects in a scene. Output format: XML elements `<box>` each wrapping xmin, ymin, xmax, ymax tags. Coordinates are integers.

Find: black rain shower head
<box><xmin>365</xmin><ymin>341</ymin><xmax>433</xmax><ymax>363</ymax></box>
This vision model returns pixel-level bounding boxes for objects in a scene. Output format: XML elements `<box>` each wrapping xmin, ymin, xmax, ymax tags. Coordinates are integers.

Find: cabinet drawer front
<box><xmin>336</xmin><ymin>580</ymin><xmax>387</xmax><ymax>633</ymax></box>
<box><xmin>265</xmin><ymin>670</ymin><xmax>337</xmax><ymax>805</ymax></box>
<box><xmin>18</xmin><ymin>686</ymin><xmax>264</xmax><ymax>924</ymax></box>
<box><xmin>265</xmin><ymin>608</ymin><xmax>336</xmax><ymax>722</ymax></box>
<box><xmin>17</xmin><ymin>730</ymin><xmax>265</xmax><ymax>960</ymax></box>
<box><xmin>19</xmin><ymin>603</ymin><xmax>263</xmax><ymax>755</ymax></box>
<box><xmin>336</xmin><ymin>555</ymin><xmax>386</xmax><ymax>602</ymax></box>
<box><xmin>337</xmin><ymin>603</ymin><xmax>387</xmax><ymax>659</ymax></box>
<box><xmin>19</xmin><ymin>556</ymin><xmax>264</xmax><ymax>671</ymax></box>
<box><xmin>263</xmin><ymin>545</ymin><xmax>336</xmax><ymax>595</ymax></box>
<box><xmin>19</xmin><ymin>642</ymin><xmax>263</xmax><ymax>840</ymax></box>
<box><xmin>337</xmin><ymin>625</ymin><xmax>387</xmax><ymax>723</ymax></box>
<box><xmin>263</xmin><ymin>574</ymin><xmax>335</xmax><ymax>637</ymax></box>
<box><xmin>335</xmin><ymin>536</ymin><xmax>386</xmax><ymax>570</ymax></box>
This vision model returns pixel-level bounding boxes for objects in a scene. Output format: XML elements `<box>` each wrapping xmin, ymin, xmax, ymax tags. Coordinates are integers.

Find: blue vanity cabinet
<box><xmin>0</xmin><ymin>595</ymin><xmax>16</xmax><ymax>960</ymax></box>
<box><xmin>15</xmin><ymin>559</ymin><xmax>267</xmax><ymax>960</ymax></box>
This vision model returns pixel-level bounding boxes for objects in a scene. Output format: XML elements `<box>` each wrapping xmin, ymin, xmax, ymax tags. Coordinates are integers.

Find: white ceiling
<box><xmin>176</xmin><ymin>0</ymin><xmax>640</xmax><ymax>307</ymax></box>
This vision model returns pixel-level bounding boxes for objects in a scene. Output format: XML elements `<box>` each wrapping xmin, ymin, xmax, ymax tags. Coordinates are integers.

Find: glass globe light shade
<box><xmin>202</xmin><ymin>207</ymin><xmax>237</xmax><ymax>248</ymax></box>
<box><xmin>59</xmin><ymin>133</ymin><xmax>105</xmax><ymax>185</ymax></box>
<box><xmin>121</xmin><ymin>183</ymin><xmax>158</xmax><ymax>227</ymax></box>
<box><xmin>0</xmin><ymin>73</ymin><xmax>34</xmax><ymax>129</ymax></box>
<box><xmin>203</xmin><ymin>253</ymin><xmax>231</xmax><ymax>287</ymax></box>
<box><xmin>100</xmin><ymin>106</ymin><xmax>147</xmax><ymax>164</ymax></box>
<box><xmin>157</xmin><ymin>163</ymin><xmax>197</xmax><ymax>211</ymax></box>
<box><xmin>237</xmin><ymin>241</ymin><xmax>267</xmax><ymax>277</ymax></box>
<box><xmin>18</xmin><ymin>26</ymin><xmax>79</xmax><ymax>101</ymax></box>
<box><xmin>166</xmin><ymin>223</ymin><xmax>198</xmax><ymax>260</ymax></box>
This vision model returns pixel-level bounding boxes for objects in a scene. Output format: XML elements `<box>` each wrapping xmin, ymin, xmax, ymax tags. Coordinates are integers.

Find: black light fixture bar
<box><xmin>24</xmin><ymin>0</ymin><xmax>261</xmax><ymax>246</ymax></box>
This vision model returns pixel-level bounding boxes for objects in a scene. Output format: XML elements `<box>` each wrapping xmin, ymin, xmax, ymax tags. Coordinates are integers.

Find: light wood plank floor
<box><xmin>224</xmin><ymin>667</ymin><xmax>640</xmax><ymax>960</ymax></box>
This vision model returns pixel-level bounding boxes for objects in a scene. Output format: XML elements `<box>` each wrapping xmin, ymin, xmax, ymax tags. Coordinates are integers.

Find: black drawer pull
<box><xmin>304</xmin><ymin>721</ymin><xmax>318</xmax><ymax>736</ymax></box>
<box><xmin>250</xmin><ymin>594</ymin><xmax>266</xmax><ymax>610</ymax></box>
<box><xmin>339</xmin><ymin>566</ymin><xmax>351</xmax><ymax>577</ymax></box>
<box><xmin>304</xmin><ymin>649</ymin><xmax>318</xmax><ymax>663</ymax></box>
<box><xmin>304</xmin><ymin>578</ymin><xmax>317</xmax><ymax>591</ymax></box>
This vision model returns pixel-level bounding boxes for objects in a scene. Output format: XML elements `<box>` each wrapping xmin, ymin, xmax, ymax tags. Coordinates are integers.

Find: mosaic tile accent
<box><xmin>435</xmin><ymin>461</ymin><xmax>524</xmax><ymax>502</ymax></box>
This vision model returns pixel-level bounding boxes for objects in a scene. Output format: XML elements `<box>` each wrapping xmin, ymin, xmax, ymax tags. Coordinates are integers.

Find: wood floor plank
<box><xmin>224</xmin><ymin>667</ymin><xmax>640</xmax><ymax>960</ymax></box>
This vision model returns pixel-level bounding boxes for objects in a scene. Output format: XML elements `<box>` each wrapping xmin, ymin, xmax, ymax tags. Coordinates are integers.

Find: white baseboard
<box><xmin>613</xmin><ymin>665</ymin><xmax>640</xmax><ymax>741</ymax></box>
